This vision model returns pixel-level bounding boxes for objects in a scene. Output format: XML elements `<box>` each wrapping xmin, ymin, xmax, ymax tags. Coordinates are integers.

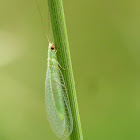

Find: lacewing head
<box><xmin>49</xmin><ymin>42</ymin><xmax>55</xmax><ymax>51</ymax></box>
<box><xmin>51</xmin><ymin>44</ymin><xmax>54</xmax><ymax>50</ymax></box>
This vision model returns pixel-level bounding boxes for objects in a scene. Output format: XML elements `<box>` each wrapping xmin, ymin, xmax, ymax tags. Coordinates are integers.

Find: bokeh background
<box><xmin>0</xmin><ymin>0</ymin><xmax>140</xmax><ymax>140</ymax></box>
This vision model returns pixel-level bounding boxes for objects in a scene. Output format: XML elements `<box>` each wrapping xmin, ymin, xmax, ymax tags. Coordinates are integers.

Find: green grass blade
<box><xmin>47</xmin><ymin>0</ymin><xmax>83</xmax><ymax>139</ymax></box>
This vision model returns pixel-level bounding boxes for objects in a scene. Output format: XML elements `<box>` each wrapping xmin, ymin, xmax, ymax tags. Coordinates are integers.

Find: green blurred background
<box><xmin>0</xmin><ymin>0</ymin><xmax>140</xmax><ymax>140</ymax></box>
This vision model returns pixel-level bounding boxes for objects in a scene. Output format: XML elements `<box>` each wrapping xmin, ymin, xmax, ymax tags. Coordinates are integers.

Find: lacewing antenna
<box><xmin>35</xmin><ymin>0</ymin><xmax>50</xmax><ymax>42</ymax></box>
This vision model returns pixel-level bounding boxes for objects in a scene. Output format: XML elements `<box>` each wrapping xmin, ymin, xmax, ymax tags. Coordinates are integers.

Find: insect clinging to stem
<box><xmin>35</xmin><ymin>0</ymin><xmax>73</xmax><ymax>139</ymax></box>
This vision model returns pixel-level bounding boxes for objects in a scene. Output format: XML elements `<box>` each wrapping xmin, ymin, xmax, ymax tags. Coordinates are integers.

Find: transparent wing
<box><xmin>45</xmin><ymin>64</ymin><xmax>73</xmax><ymax>139</ymax></box>
<box><xmin>58</xmin><ymin>67</ymin><xmax>73</xmax><ymax>139</ymax></box>
<box><xmin>45</xmin><ymin>67</ymin><xmax>65</xmax><ymax>138</ymax></box>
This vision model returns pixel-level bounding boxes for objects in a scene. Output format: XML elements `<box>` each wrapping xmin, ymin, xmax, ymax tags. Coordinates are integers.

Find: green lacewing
<box><xmin>35</xmin><ymin>0</ymin><xmax>73</xmax><ymax>139</ymax></box>
<box><xmin>45</xmin><ymin>42</ymin><xmax>73</xmax><ymax>139</ymax></box>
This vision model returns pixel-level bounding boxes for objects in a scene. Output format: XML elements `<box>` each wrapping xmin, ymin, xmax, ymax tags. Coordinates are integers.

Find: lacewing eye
<box><xmin>51</xmin><ymin>44</ymin><xmax>55</xmax><ymax>50</ymax></box>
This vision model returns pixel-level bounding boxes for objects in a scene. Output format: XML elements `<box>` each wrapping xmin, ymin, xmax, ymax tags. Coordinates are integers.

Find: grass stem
<box><xmin>47</xmin><ymin>0</ymin><xmax>83</xmax><ymax>139</ymax></box>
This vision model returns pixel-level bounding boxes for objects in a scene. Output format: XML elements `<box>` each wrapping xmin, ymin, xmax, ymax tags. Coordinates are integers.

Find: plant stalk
<box><xmin>47</xmin><ymin>0</ymin><xmax>83</xmax><ymax>139</ymax></box>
